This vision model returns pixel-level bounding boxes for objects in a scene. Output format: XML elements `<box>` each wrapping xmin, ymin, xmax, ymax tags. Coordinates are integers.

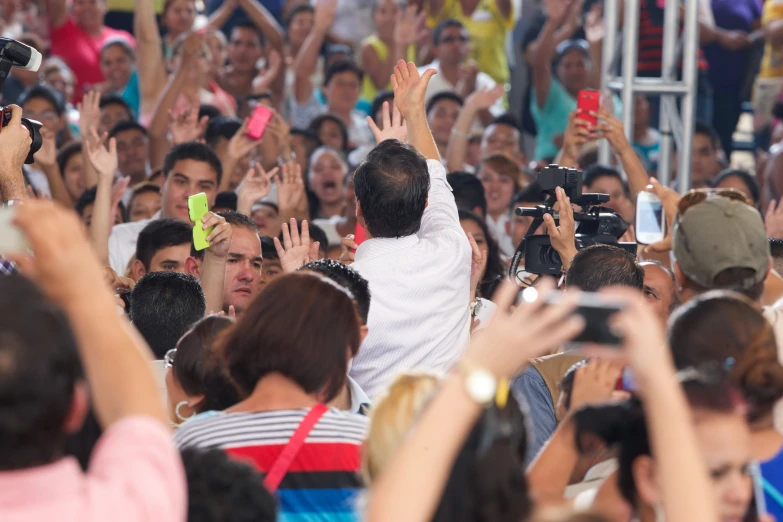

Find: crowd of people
<box><xmin>3</xmin><ymin>0</ymin><xmax>783</xmax><ymax>520</ymax></box>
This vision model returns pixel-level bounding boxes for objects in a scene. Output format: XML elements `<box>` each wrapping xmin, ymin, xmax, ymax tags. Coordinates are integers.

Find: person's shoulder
<box><xmin>98</xmin><ymin>415</ymin><xmax>174</xmax><ymax>451</ymax></box>
<box><xmin>320</xmin><ymin>407</ymin><xmax>369</xmax><ymax>439</ymax></box>
<box><xmin>174</xmin><ymin>411</ymin><xmax>233</xmax><ymax>448</ymax></box>
<box><xmin>110</xmin><ymin>217</ymin><xmax>154</xmax><ymax>239</ymax></box>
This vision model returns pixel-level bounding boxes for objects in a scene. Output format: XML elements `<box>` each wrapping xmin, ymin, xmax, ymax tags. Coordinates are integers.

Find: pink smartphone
<box><xmin>246</xmin><ymin>105</ymin><xmax>273</xmax><ymax>141</ymax></box>
<box><xmin>577</xmin><ymin>90</ymin><xmax>600</xmax><ymax>126</ymax></box>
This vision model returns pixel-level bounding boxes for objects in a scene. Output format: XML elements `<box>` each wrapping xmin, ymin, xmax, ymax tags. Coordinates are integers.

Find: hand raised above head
<box><xmin>390</xmin><ymin>60</ymin><xmax>437</xmax><ymax>120</ymax></box>
<box><xmin>367</xmin><ymin>101</ymin><xmax>408</xmax><ymax>144</ymax></box>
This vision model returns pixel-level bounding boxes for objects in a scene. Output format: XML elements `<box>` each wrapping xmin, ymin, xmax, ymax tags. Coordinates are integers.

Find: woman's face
<box><xmin>64</xmin><ymin>153</ymin><xmax>86</xmax><ymax>202</ymax></box>
<box><xmin>44</xmin><ymin>70</ymin><xmax>75</xmax><ymax>104</ymax></box>
<box><xmin>716</xmin><ymin>176</ymin><xmax>755</xmax><ymax>206</ymax></box>
<box><xmin>316</xmin><ymin>120</ymin><xmax>346</xmax><ymax>151</ymax></box>
<box><xmin>163</xmin><ymin>0</ymin><xmax>196</xmax><ymax>37</ymax></box>
<box><xmin>310</xmin><ymin>151</ymin><xmax>347</xmax><ymax>206</ymax></box>
<box><xmin>72</xmin><ymin>0</ymin><xmax>105</xmax><ymax>32</ymax></box>
<box><xmin>460</xmin><ymin>218</ymin><xmax>488</xmax><ymax>281</ymax></box>
<box><xmin>100</xmin><ymin>45</ymin><xmax>134</xmax><ymax>91</ymax></box>
<box><xmin>287</xmin><ymin>11</ymin><xmax>314</xmax><ymax>49</ymax></box>
<box><xmin>205</xmin><ymin>32</ymin><xmax>227</xmax><ymax>76</ymax></box>
<box><xmin>695</xmin><ymin>412</ymin><xmax>754</xmax><ymax>522</ymax></box>
<box><xmin>374</xmin><ymin>0</ymin><xmax>400</xmax><ymax>41</ymax></box>
<box><xmin>129</xmin><ymin>190</ymin><xmax>162</xmax><ymax>222</ymax></box>
<box><xmin>557</xmin><ymin>49</ymin><xmax>589</xmax><ymax>95</ymax></box>
<box><xmin>479</xmin><ymin>166</ymin><xmax>516</xmax><ymax>217</ymax></box>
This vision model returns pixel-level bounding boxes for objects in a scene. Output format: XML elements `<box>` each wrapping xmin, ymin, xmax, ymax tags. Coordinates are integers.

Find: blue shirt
<box><xmin>761</xmin><ymin>446</ymin><xmax>783</xmax><ymax>522</ymax></box>
<box><xmin>704</xmin><ymin>0</ymin><xmax>762</xmax><ymax>93</ymax></box>
<box><xmin>511</xmin><ymin>365</ymin><xmax>557</xmax><ymax>465</ymax></box>
<box><xmin>121</xmin><ymin>69</ymin><xmax>140</xmax><ymax>118</ymax></box>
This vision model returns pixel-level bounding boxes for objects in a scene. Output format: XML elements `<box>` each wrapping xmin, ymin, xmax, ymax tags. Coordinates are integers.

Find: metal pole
<box><xmin>621</xmin><ymin>0</ymin><xmax>640</xmax><ymax>146</ymax></box>
<box><xmin>657</xmin><ymin>0</ymin><xmax>680</xmax><ymax>186</ymax></box>
<box><xmin>678</xmin><ymin>0</ymin><xmax>700</xmax><ymax>193</ymax></box>
<box><xmin>598</xmin><ymin>0</ymin><xmax>619</xmax><ymax>165</ymax></box>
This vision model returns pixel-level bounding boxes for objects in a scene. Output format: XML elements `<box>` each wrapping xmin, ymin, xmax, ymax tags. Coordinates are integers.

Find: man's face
<box><xmin>115</xmin><ymin>128</ymin><xmax>149</xmax><ymax>181</ymax></box>
<box><xmin>23</xmin><ymin>98</ymin><xmax>64</xmax><ymax>135</ymax></box>
<box><xmin>479</xmin><ymin>166</ymin><xmax>516</xmax><ymax>217</ymax></box>
<box><xmin>228</xmin><ymin>27</ymin><xmax>263</xmax><ymax>73</ymax></box>
<box><xmin>129</xmin><ymin>190</ymin><xmax>161</xmax><ymax>222</ymax></box>
<box><xmin>642</xmin><ymin>263</ymin><xmax>676</xmax><ymax>325</ymax></box>
<box><xmin>100</xmin><ymin>45</ymin><xmax>134</xmax><ymax>92</ymax></box>
<box><xmin>434</xmin><ymin>25</ymin><xmax>470</xmax><ymax>67</ymax></box>
<box><xmin>72</xmin><ymin>0</ymin><xmax>105</xmax><ymax>31</ymax></box>
<box><xmin>691</xmin><ymin>133</ymin><xmax>722</xmax><ymax>188</ymax></box>
<box><xmin>224</xmin><ymin>226</ymin><xmax>263</xmax><ymax>313</ymax></box>
<box><xmin>261</xmin><ymin>257</ymin><xmax>283</xmax><ymax>286</ymax></box>
<box><xmin>100</xmin><ymin>103</ymin><xmax>132</xmax><ymax>135</ymax></box>
<box><xmin>324</xmin><ymin>71</ymin><xmax>361</xmax><ymax>115</ymax></box>
<box><xmin>584</xmin><ymin>175</ymin><xmax>628</xmax><ymax>216</ymax></box>
<box><xmin>149</xmin><ymin>244</ymin><xmax>192</xmax><ymax>273</ymax></box>
<box><xmin>287</xmin><ymin>10</ymin><xmax>314</xmax><ymax>49</ymax></box>
<box><xmin>482</xmin><ymin>124</ymin><xmax>520</xmax><ymax>159</ymax></box>
<box><xmin>427</xmin><ymin>99</ymin><xmax>461</xmax><ymax>149</ymax></box>
<box><xmin>161</xmin><ymin>159</ymin><xmax>219</xmax><ymax>222</ymax></box>
<box><xmin>251</xmin><ymin>204</ymin><xmax>282</xmax><ymax>237</ymax></box>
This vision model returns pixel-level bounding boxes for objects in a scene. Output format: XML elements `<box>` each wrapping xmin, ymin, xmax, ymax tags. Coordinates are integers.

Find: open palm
<box><xmin>391</xmin><ymin>60</ymin><xmax>437</xmax><ymax>120</ymax></box>
<box><xmin>85</xmin><ymin>131</ymin><xmax>118</xmax><ymax>179</ymax></box>
<box><xmin>273</xmin><ymin>219</ymin><xmax>321</xmax><ymax>273</ymax></box>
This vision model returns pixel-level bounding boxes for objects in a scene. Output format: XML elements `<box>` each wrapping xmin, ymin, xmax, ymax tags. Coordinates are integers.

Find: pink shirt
<box><xmin>0</xmin><ymin>416</ymin><xmax>186</xmax><ymax>522</ymax></box>
<box><xmin>50</xmin><ymin>18</ymin><xmax>136</xmax><ymax>103</ymax></box>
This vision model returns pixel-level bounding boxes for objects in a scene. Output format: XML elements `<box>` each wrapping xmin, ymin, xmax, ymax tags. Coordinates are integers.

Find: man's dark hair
<box><xmin>324</xmin><ymin>59</ymin><xmax>364</xmax><ymax>86</ymax></box>
<box><xmin>99</xmin><ymin>93</ymin><xmax>134</xmax><ymax>119</ymax></box>
<box><xmin>370</xmin><ymin>90</ymin><xmax>395</xmax><ymax>121</ymax></box>
<box><xmin>231</xmin><ymin>20</ymin><xmax>266</xmax><ymax>46</ymax></box>
<box><xmin>694</xmin><ymin>121</ymin><xmax>720</xmax><ymax>151</ymax></box>
<box><xmin>426</xmin><ymin>91</ymin><xmax>464</xmax><ymax>116</ymax></box>
<box><xmin>488</xmin><ymin>112</ymin><xmax>521</xmax><ymax>132</ymax></box>
<box><xmin>181</xmin><ymin>448</ymin><xmax>277</xmax><ymax>522</ymax></box>
<box><xmin>129</xmin><ymin>272</ymin><xmax>206</xmax><ymax>358</ymax></box>
<box><xmin>56</xmin><ymin>141</ymin><xmax>82</xmax><ymax>177</ymax></box>
<box><xmin>205</xmin><ymin>116</ymin><xmax>242</xmax><ymax>148</ymax></box>
<box><xmin>199</xmin><ymin>104</ymin><xmax>222</xmax><ymax>121</ymax></box>
<box><xmin>215</xmin><ymin>191</ymin><xmax>238</xmax><ymax>211</ymax></box>
<box><xmin>108</xmin><ymin>120</ymin><xmax>148</xmax><ymax>140</ymax></box>
<box><xmin>191</xmin><ymin>211</ymin><xmax>259</xmax><ymax>259</ymax></box>
<box><xmin>583</xmin><ymin>164</ymin><xmax>622</xmax><ymax>188</ymax></box>
<box><xmin>74</xmin><ymin>186</ymin><xmax>97</xmax><ymax>217</ymax></box>
<box><xmin>303</xmin><ymin>259</ymin><xmax>371</xmax><ymax>324</ymax></box>
<box><xmin>565</xmin><ymin>244</ymin><xmax>644</xmax><ymax>292</ymax></box>
<box><xmin>18</xmin><ymin>84</ymin><xmax>65</xmax><ymax>115</ymax></box>
<box><xmin>432</xmin><ymin>18</ymin><xmax>464</xmax><ymax>45</ymax></box>
<box><xmin>354</xmin><ymin>139</ymin><xmax>430</xmax><ymax>238</ymax></box>
<box><xmin>163</xmin><ymin>141</ymin><xmax>223</xmax><ymax>186</ymax></box>
<box><xmin>136</xmin><ymin>218</ymin><xmax>192</xmax><ymax>271</ymax></box>
<box><xmin>713</xmin><ymin>168</ymin><xmax>760</xmax><ymax>205</ymax></box>
<box><xmin>448</xmin><ymin>172</ymin><xmax>487</xmax><ymax>217</ymax></box>
<box><xmin>260</xmin><ymin>236</ymin><xmax>279</xmax><ymax>260</ymax></box>
<box><xmin>0</xmin><ymin>275</ymin><xmax>83</xmax><ymax>471</ymax></box>
<box><xmin>285</xmin><ymin>3</ymin><xmax>314</xmax><ymax>27</ymax></box>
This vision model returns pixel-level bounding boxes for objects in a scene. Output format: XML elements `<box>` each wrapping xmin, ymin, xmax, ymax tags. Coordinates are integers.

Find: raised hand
<box><xmin>394</xmin><ymin>5</ymin><xmax>420</xmax><ymax>46</ymax></box>
<box><xmin>104</xmin><ymin>266</ymin><xmax>136</xmax><ymax>295</ymax></box>
<box><xmin>643</xmin><ymin>178</ymin><xmax>681</xmax><ymax>255</ymax></box>
<box><xmin>546</xmin><ymin>0</ymin><xmax>576</xmax><ymax>25</ymax></box>
<box><xmin>35</xmin><ymin>127</ymin><xmax>58</xmax><ymax>169</ymax></box>
<box><xmin>314</xmin><ymin>0</ymin><xmax>338</xmax><ymax>31</ymax></box>
<box><xmin>277</xmin><ymin>160</ymin><xmax>308</xmax><ymax>218</ymax></box>
<box><xmin>169</xmin><ymin>94</ymin><xmax>209</xmax><ymax>145</ymax></box>
<box><xmin>84</xmin><ymin>129</ymin><xmax>118</xmax><ymax>180</ymax></box>
<box><xmin>253</xmin><ymin>49</ymin><xmax>283</xmax><ymax>94</ymax></box>
<box><xmin>391</xmin><ymin>59</ymin><xmax>437</xmax><ymax>120</ymax></box>
<box><xmin>542</xmin><ymin>186</ymin><xmax>578</xmax><ymax>270</ymax></box>
<box><xmin>273</xmin><ymin>218</ymin><xmax>321</xmax><ymax>273</ymax></box>
<box><xmin>569</xmin><ymin>359</ymin><xmax>624</xmax><ymax>411</ymax></box>
<box><xmin>595</xmin><ymin>107</ymin><xmax>631</xmax><ymax>154</ymax></box>
<box><xmin>467</xmin><ymin>232</ymin><xmax>487</xmax><ymax>303</ymax></box>
<box><xmin>561</xmin><ymin>109</ymin><xmax>598</xmax><ymax>163</ymax></box>
<box><xmin>367</xmin><ymin>100</ymin><xmax>408</xmax><ymax>144</ymax></box>
<box><xmin>78</xmin><ymin>91</ymin><xmax>101</xmax><ymax>139</ymax></box>
<box><xmin>266</xmin><ymin>110</ymin><xmax>291</xmax><ymax>150</ymax></box>
<box><xmin>465</xmin><ymin>84</ymin><xmax>505</xmax><ymax>112</ymax></box>
<box><xmin>228</xmin><ymin>119</ymin><xmax>262</xmax><ymax>159</ymax></box>
<box><xmin>456</xmin><ymin>60</ymin><xmax>479</xmax><ymax>98</ymax></box>
<box><xmin>584</xmin><ymin>2</ymin><xmax>604</xmax><ymax>44</ymax></box>
<box><xmin>202</xmin><ymin>211</ymin><xmax>233</xmax><ymax>258</ymax></box>
<box><xmin>236</xmin><ymin>163</ymin><xmax>278</xmax><ymax>215</ymax></box>
<box><xmin>339</xmin><ymin>234</ymin><xmax>358</xmax><ymax>265</ymax></box>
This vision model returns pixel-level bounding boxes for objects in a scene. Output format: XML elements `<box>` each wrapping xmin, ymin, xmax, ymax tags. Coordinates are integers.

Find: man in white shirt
<box><xmin>108</xmin><ymin>142</ymin><xmax>221</xmax><ymax>274</ymax></box>
<box><xmin>349</xmin><ymin>60</ymin><xmax>472</xmax><ymax>398</ymax></box>
<box><xmin>418</xmin><ymin>19</ymin><xmax>505</xmax><ymax>122</ymax></box>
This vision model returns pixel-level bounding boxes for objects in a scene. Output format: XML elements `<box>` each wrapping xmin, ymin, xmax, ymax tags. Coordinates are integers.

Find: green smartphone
<box><xmin>188</xmin><ymin>192</ymin><xmax>212</xmax><ymax>251</ymax></box>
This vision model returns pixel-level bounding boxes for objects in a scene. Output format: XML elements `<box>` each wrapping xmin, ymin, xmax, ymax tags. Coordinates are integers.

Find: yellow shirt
<box><xmin>360</xmin><ymin>35</ymin><xmax>417</xmax><ymax>102</ymax></box>
<box><xmin>108</xmin><ymin>0</ymin><xmax>164</xmax><ymax>13</ymax></box>
<box><xmin>761</xmin><ymin>0</ymin><xmax>783</xmax><ymax>79</ymax></box>
<box><xmin>438</xmin><ymin>0</ymin><xmax>514</xmax><ymax>85</ymax></box>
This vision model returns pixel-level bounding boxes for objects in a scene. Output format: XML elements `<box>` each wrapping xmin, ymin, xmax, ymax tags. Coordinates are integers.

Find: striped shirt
<box><xmin>174</xmin><ymin>408</ymin><xmax>368</xmax><ymax>522</ymax></box>
<box><xmin>638</xmin><ymin>0</ymin><xmax>708</xmax><ymax>76</ymax></box>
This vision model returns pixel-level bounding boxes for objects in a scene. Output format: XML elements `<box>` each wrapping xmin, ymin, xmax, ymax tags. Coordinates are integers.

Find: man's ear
<box><xmin>632</xmin><ymin>455</ymin><xmax>662</xmax><ymax>507</ymax></box>
<box><xmin>359</xmin><ymin>324</ymin><xmax>369</xmax><ymax>343</ymax></box>
<box><xmin>130</xmin><ymin>259</ymin><xmax>146</xmax><ymax>282</ymax></box>
<box><xmin>474</xmin><ymin>206</ymin><xmax>485</xmax><ymax>220</ymax></box>
<box><xmin>63</xmin><ymin>381</ymin><xmax>90</xmax><ymax>435</ymax></box>
<box><xmin>185</xmin><ymin>256</ymin><xmax>201</xmax><ymax>278</ymax></box>
<box><xmin>356</xmin><ymin>201</ymin><xmax>366</xmax><ymax>229</ymax></box>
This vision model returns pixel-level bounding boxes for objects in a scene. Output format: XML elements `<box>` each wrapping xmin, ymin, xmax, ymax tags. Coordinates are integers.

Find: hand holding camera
<box><xmin>0</xmin><ymin>105</ymin><xmax>33</xmax><ymax>201</ymax></box>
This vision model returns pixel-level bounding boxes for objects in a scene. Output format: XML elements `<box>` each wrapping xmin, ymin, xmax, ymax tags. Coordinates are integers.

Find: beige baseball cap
<box><xmin>672</xmin><ymin>196</ymin><xmax>769</xmax><ymax>290</ymax></box>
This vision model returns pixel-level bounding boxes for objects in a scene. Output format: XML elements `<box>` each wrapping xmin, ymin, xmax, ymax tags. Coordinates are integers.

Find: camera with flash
<box><xmin>0</xmin><ymin>37</ymin><xmax>43</xmax><ymax>164</ymax></box>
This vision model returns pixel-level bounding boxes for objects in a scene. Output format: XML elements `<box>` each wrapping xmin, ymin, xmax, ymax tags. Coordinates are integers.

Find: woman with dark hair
<box><xmin>308</xmin><ymin>114</ymin><xmax>350</xmax><ymax>153</ymax></box>
<box><xmin>713</xmin><ymin>169</ymin><xmax>761</xmax><ymax>208</ymax></box>
<box><xmin>572</xmin><ymin>371</ymin><xmax>757</xmax><ymax>522</ymax></box>
<box><xmin>164</xmin><ymin>315</ymin><xmax>240</xmax><ymax>426</ymax></box>
<box><xmin>174</xmin><ymin>272</ymin><xmax>367</xmax><ymax>522</ymax></box>
<box><xmin>668</xmin><ymin>291</ymin><xmax>783</xmax><ymax>522</ymax></box>
<box><xmin>459</xmin><ymin>209</ymin><xmax>504</xmax><ymax>301</ymax></box>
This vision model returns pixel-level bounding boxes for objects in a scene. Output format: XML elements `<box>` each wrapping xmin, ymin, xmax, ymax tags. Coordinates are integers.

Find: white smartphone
<box><xmin>635</xmin><ymin>192</ymin><xmax>666</xmax><ymax>245</ymax></box>
<box><xmin>0</xmin><ymin>206</ymin><xmax>28</xmax><ymax>255</ymax></box>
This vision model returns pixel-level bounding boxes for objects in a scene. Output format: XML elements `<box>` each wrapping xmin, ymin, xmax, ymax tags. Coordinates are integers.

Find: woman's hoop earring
<box><xmin>175</xmin><ymin>401</ymin><xmax>193</xmax><ymax>423</ymax></box>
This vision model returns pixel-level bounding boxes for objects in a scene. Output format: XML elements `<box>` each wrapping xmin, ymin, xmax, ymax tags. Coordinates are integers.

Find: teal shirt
<box><xmin>121</xmin><ymin>69</ymin><xmax>140</xmax><ymax>119</ymax></box>
<box><xmin>531</xmin><ymin>79</ymin><xmax>622</xmax><ymax>161</ymax></box>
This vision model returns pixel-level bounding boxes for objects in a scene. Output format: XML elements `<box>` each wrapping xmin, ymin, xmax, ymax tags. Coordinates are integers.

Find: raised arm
<box><xmin>531</xmin><ymin>11</ymin><xmax>564</xmax><ymax>111</ymax></box>
<box><xmin>77</xmin><ymin>91</ymin><xmax>102</xmax><ymax>189</ymax></box>
<box><xmin>0</xmin><ymin>105</ymin><xmax>30</xmax><ymax>202</ymax></box>
<box><xmin>293</xmin><ymin>0</ymin><xmax>337</xmax><ymax>104</ymax></box>
<box><xmin>207</xmin><ymin>0</ymin><xmax>240</xmax><ymax>32</ymax></box>
<box><xmin>392</xmin><ymin>60</ymin><xmax>439</xmax><ymax>161</ymax></box>
<box><xmin>134</xmin><ymin>0</ymin><xmax>168</xmax><ymax>119</ymax></box>
<box><xmin>35</xmin><ymin>128</ymin><xmax>73</xmax><ymax>207</ymax></box>
<box><xmin>46</xmin><ymin>0</ymin><xmax>68</xmax><ymax>29</ymax></box>
<box><xmin>595</xmin><ymin>107</ymin><xmax>648</xmax><ymax>199</ymax></box>
<box><xmin>444</xmin><ymin>85</ymin><xmax>504</xmax><ymax>171</ymax></box>
<box><xmin>196</xmin><ymin>212</ymin><xmax>233</xmax><ymax>314</ymax></box>
<box><xmin>362</xmin><ymin>6</ymin><xmax>420</xmax><ymax>91</ymax></box>
<box><xmin>238</xmin><ymin>0</ymin><xmax>285</xmax><ymax>50</ymax></box>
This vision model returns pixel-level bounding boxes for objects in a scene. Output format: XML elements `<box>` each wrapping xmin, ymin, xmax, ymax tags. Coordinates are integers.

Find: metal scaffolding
<box><xmin>598</xmin><ymin>0</ymin><xmax>700</xmax><ymax>192</ymax></box>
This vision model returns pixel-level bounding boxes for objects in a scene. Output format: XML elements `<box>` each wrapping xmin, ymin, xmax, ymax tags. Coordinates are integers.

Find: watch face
<box><xmin>467</xmin><ymin>369</ymin><xmax>497</xmax><ymax>405</ymax></box>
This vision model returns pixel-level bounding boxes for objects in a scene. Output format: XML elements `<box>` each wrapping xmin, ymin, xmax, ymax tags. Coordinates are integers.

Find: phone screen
<box><xmin>0</xmin><ymin>207</ymin><xmax>28</xmax><ymax>254</ymax></box>
<box><xmin>636</xmin><ymin>197</ymin><xmax>664</xmax><ymax>243</ymax></box>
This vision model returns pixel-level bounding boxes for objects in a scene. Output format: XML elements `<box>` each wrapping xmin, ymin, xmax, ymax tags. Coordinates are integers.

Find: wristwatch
<box><xmin>276</xmin><ymin>150</ymin><xmax>297</xmax><ymax>167</ymax></box>
<box><xmin>457</xmin><ymin>360</ymin><xmax>497</xmax><ymax>406</ymax></box>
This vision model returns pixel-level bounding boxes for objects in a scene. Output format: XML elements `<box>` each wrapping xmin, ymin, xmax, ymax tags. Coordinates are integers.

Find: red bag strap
<box><xmin>263</xmin><ymin>404</ymin><xmax>328</xmax><ymax>493</ymax></box>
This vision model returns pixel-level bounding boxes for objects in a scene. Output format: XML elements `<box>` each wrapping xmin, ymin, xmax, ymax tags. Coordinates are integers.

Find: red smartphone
<box><xmin>577</xmin><ymin>89</ymin><xmax>600</xmax><ymax>126</ymax></box>
<box><xmin>354</xmin><ymin>223</ymin><xmax>366</xmax><ymax>247</ymax></box>
<box><xmin>246</xmin><ymin>105</ymin><xmax>273</xmax><ymax>141</ymax></box>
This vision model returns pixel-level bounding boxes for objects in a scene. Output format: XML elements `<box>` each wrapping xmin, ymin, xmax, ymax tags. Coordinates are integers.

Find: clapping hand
<box><xmin>273</xmin><ymin>218</ymin><xmax>321</xmax><ymax>273</ymax></box>
<box><xmin>367</xmin><ymin>101</ymin><xmax>408</xmax><ymax>144</ymax></box>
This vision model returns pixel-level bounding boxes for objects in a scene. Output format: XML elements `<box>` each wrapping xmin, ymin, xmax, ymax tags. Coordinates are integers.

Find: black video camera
<box><xmin>0</xmin><ymin>37</ymin><xmax>43</xmax><ymax>164</ymax></box>
<box><xmin>509</xmin><ymin>164</ymin><xmax>635</xmax><ymax>276</ymax></box>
